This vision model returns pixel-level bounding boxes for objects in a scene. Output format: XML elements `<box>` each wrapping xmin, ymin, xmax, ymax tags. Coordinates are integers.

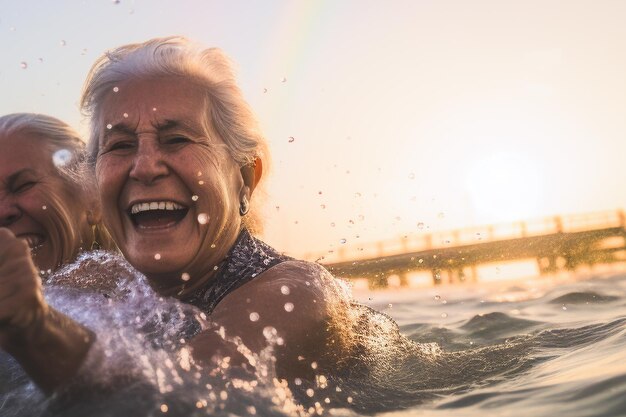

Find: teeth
<box><xmin>131</xmin><ymin>201</ymin><xmax>185</xmax><ymax>214</ymax></box>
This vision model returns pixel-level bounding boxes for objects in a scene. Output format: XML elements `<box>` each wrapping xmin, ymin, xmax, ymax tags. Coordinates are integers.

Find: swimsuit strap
<box><xmin>186</xmin><ymin>228</ymin><xmax>292</xmax><ymax>314</ymax></box>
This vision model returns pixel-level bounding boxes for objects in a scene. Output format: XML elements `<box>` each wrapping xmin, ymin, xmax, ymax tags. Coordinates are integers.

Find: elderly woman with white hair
<box><xmin>80</xmin><ymin>36</ymin><xmax>365</xmax><ymax>384</ymax></box>
<box><xmin>0</xmin><ymin>113</ymin><xmax>117</xmax><ymax>393</ymax></box>
<box><xmin>1</xmin><ymin>38</ymin><xmax>401</xmax><ymax>410</ymax></box>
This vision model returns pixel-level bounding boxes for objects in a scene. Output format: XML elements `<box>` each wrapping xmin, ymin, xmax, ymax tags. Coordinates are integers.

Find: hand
<box><xmin>0</xmin><ymin>227</ymin><xmax>48</xmax><ymax>347</ymax></box>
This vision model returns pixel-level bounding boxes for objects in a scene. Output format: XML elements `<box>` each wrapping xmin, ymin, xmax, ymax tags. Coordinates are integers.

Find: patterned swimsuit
<box><xmin>183</xmin><ymin>228</ymin><xmax>292</xmax><ymax>314</ymax></box>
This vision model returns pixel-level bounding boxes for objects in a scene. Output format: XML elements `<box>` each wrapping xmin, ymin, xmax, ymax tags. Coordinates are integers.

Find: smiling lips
<box><xmin>129</xmin><ymin>200</ymin><xmax>189</xmax><ymax>229</ymax></box>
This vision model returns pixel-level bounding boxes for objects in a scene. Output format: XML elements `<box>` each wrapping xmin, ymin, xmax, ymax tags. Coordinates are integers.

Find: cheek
<box><xmin>95</xmin><ymin>159</ymin><xmax>123</xmax><ymax>203</ymax></box>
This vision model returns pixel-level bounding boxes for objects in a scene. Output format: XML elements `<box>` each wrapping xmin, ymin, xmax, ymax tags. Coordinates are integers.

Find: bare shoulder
<box><xmin>209</xmin><ymin>260</ymin><xmax>350</xmax><ymax>355</ymax></box>
<box><xmin>213</xmin><ymin>260</ymin><xmax>339</xmax><ymax>319</ymax></box>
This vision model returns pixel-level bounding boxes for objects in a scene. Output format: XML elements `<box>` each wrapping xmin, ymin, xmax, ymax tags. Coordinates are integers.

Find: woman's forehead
<box><xmin>98</xmin><ymin>78</ymin><xmax>212</xmax><ymax>134</ymax></box>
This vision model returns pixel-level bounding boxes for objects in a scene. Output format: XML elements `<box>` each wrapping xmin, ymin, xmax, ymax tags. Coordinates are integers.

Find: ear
<box><xmin>240</xmin><ymin>158</ymin><xmax>263</xmax><ymax>194</ymax></box>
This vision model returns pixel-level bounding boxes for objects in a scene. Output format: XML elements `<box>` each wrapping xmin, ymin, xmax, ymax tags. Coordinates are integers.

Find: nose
<box><xmin>129</xmin><ymin>140</ymin><xmax>169</xmax><ymax>184</ymax></box>
<box><xmin>0</xmin><ymin>199</ymin><xmax>22</xmax><ymax>227</ymax></box>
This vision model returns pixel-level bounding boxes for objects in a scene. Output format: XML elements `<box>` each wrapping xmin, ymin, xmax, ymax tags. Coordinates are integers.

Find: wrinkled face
<box><xmin>95</xmin><ymin>77</ymin><xmax>244</xmax><ymax>291</ymax></box>
<box><xmin>0</xmin><ymin>132</ymin><xmax>92</xmax><ymax>272</ymax></box>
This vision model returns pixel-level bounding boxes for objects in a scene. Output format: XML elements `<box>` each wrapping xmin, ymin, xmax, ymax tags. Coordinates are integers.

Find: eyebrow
<box><xmin>158</xmin><ymin>119</ymin><xmax>204</xmax><ymax>135</ymax></box>
<box><xmin>102</xmin><ymin>119</ymin><xmax>203</xmax><ymax>142</ymax></box>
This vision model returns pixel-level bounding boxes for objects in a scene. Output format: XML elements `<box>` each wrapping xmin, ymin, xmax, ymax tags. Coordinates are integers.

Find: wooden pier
<box><xmin>318</xmin><ymin>210</ymin><xmax>626</xmax><ymax>287</ymax></box>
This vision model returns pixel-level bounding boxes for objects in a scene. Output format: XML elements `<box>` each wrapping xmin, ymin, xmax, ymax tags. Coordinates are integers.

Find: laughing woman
<box><xmin>80</xmin><ymin>37</ymin><xmax>374</xmax><ymax>388</ymax></box>
<box><xmin>0</xmin><ymin>113</ymin><xmax>118</xmax><ymax>393</ymax></box>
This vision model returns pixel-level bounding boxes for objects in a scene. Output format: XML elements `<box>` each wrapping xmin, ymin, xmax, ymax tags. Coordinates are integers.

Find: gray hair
<box><xmin>80</xmin><ymin>36</ymin><xmax>267</xmax><ymax>167</ymax></box>
<box><xmin>0</xmin><ymin>112</ymin><xmax>84</xmax><ymax>149</ymax></box>
<box><xmin>80</xmin><ymin>36</ymin><xmax>269</xmax><ymax>232</ymax></box>
<box><xmin>0</xmin><ymin>113</ymin><xmax>85</xmax><ymax>184</ymax></box>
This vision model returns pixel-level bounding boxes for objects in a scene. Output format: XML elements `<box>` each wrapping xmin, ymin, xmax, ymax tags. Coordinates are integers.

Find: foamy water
<box><xmin>1</xmin><ymin>252</ymin><xmax>625</xmax><ymax>416</ymax></box>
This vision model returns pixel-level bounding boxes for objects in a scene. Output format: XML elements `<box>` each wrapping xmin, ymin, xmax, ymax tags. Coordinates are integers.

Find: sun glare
<box><xmin>465</xmin><ymin>152</ymin><xmax>542</xmax><ymax>224</ymax></box>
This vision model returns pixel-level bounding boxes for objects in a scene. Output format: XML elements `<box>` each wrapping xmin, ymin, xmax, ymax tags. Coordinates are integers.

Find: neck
<box><xmin>145</xmin><ymin>228</ymin><xmax>246</xmax><ymax>298</ymax></box>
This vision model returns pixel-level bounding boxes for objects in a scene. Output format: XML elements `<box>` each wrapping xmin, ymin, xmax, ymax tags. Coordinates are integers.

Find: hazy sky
<box><xmin>2</xmin><ymin>0</ymin><xmax>625</xmax><ymax>258</ymax></box>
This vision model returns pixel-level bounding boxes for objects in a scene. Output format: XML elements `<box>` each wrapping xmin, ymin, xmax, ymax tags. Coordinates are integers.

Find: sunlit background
<box><xmin>2</xmin><ymin>0</ymin><xmax>625</xmax><ymax>265</ymax></box>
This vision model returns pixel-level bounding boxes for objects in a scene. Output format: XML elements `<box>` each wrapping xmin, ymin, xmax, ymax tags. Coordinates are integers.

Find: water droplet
<box><xmin>191</xmin><ymin>195</ymin><xmax>199</xmax><ymax>201</ymax></box>
<box><xmin>152</xmin><ymin>107</ymin><xmax>157</xmax><ymax>112</ymax></box>
<box><xmin>123</xmin><ymin>112</ymin><xmax>128</xmax><ymax>118</ymax></box>
<box><xmin>347</xmin><ymin>396</ymin><xmax>353</xmax><ymax>403</ymax></box>
<box><xmin>181</xmin><ymin>272</ymin><xmax>190</xmax><ymax>281</ymax></box>
<box><xmin>42</xmin><ymin>205</ymin><xmax>47</xmax><ymax>210</ymax></box>
<box><xmin>387</xmin><ymin>303</ymin><xmax>393</xmax><ymax>309</ymax></box>
<box><xmin>306</xmin><ymin>388</ymin><xmax>315</xmax><ymax>397</ymax></box>
<box><xmin>213</xmin><ymin>265</ymin><xmax>218</xmax><ymax>270</ymax></box>
<box><xmin>311</xmin><ymin>361</ymin><xmax>318</xmax><ymax>369</ymax></box>
<box><xmin>417</xmin><ymin>222</ymin><xmax>425</xmax><ymax>230</ymax></box>
<box><xmin>60</xmin><ymin>40</ymin><xmax>66</xmax><ymax>47</ymax></box>
<box><xmin>197</xmin><ymin>213</ymin><xmax>209</xmax><ymax>224</ymax></box>
<box><xmin>325</xmin><ymin>398</ymin><xmax>330</xmax><ymax>404</ymax></box>
<box><xmin>340</xmin><ymin>238</ymin><xmax>347</xmax><ymax>244</ymax></box>
<box><xmin>418</xmin><ymin>258</ymin><xmax>424</xmax><ymax>263</ymax></box>
<box><xmin>284</xmin><ymin>302</ymin><xmax>294</xmax><ymax>312</ymax></box>
<box><xmin>52</xmin><ymin>149</ymin><xmax>73</xmax><ymax>167</ymax></box>
<box><xmin>408</xmin><ymin>172</ymin><xmax>415</xmax><ymax>179</ymax></box>
<box><xmin>262</xmin><ymin>326</ymin><xmax>277</xmax><ymax>339</ymax></box>
<box><xmin>112</xmin><ymin>87</ymin><xmax>119</xmax><ymax>94</ymax></box>
<box><xmin>249</xmin><ymin>312</ymin><xmax>260</xmax><ymax>322</ymax></box>
<box><xmin>562</xmin><ymin>305</ymin><xmax>567</xmax><ymax>311</ymax></box>
<box><xmin>154</xmin><ymin>253</ymin><xmax>161</xmax><ymax>260</ymax></box>
<box><xmin>106</xmin><ymin>123</ymin><xmax>112</xmax><ymax>130</ymax></box>
<box><xmin>160</xmin><ymin>404</ymin><xmax>168</xmax><ymax>412</ymax></box>
<box><xmin>281</xmin><ymin>76</ymin><xmax>287</xmax><ymax>83</ymax></box>
<box><xmin>441</xmin><ymin>312</ymin><xmax>448</xmax><ymax>318</ymax></box>
<box><xmin>263</xmin><ymin>88</ymin><xmax>268</xmax><ymax>93</ymax></box>
<box><xmin>294</xmin><ymin>378</ymin><xmax>302</xmax><ymax>386</ymax></box>
<box><xmin>198</xmin><ymin>180</ymin><xmax>204</xmax><ymax>185</ymax></box>
<box><xmin>434</xmin><ymin>295</ymin><xmax>441</xmax><ymax>301</ymax></box>
<box><xmin>20</xmin><ymin>62</ymin><xmax>27</xmax><ymax>69</ymax></box>
<box><xmin>288</xmin><ymin>137</ymin><xmax>295</xmax><ymax>143</ymax></box>
<box><xmin>330</xmin><ymin>222</ymin><xmax>335</xmax><ymax>227</ymax></box>
<box><xmin>280</xmin><ymin>285</ymin><xmax>290</xmax><ymax>295</ymax></box>
<box><xmin>210</xmin><ymin>243</ymin><xmax>216</xmax><ymax>248</ymax></box>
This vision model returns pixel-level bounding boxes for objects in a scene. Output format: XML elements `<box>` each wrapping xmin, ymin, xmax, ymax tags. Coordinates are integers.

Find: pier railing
<box><xmin>310</xmin><ymin>210</ymin><xmax>626</xmax><ymax>286</ymax></box>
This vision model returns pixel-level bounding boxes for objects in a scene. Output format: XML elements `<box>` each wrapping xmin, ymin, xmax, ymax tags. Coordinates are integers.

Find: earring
<box><xmin>239</xmin><ymin>195</ymin><xmax>250</xmax><ymax>216</ymax></box>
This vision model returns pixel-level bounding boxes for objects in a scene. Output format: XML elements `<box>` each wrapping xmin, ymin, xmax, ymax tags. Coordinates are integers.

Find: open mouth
<box><xmin>129</xmin><ymin>201</ymin><xmax>189</xmax><ymax>229</ymax></box>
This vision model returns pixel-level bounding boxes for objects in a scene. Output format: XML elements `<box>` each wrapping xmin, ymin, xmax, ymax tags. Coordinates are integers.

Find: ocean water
<box><xmin>2</xmin><ymin>253</ymin><xmax>626</xmax><ymax>416</ymax></box>
<box><xmin>352</xmin><ymin>266</ymin><xmax>626</xmax><ymax>417</ymax></box>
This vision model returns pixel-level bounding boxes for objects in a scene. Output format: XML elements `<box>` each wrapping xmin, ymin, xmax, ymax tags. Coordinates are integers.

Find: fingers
<box><xmin>0</xmin><ymin>227</ymin><xmax>46</xmax><ymax>337</ymax></box>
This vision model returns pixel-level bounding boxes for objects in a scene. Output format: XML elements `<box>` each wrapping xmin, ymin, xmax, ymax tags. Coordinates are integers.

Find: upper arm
<box><xmin>200</xmin><ymin>261</ymin><xmax>351</xmax><ymax>379</ymax></box>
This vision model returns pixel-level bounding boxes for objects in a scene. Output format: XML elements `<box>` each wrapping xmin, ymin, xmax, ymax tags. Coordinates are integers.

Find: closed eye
<box><xmin>162</xmin><ymin>136</ymin><xmax>191</xmax><ymax>145</ymax></box>
<box><xmin>14</xmin><ymin>181</ymin><xmax>36</xmax><ymax>193</ymax></box>
<box><xmin>106</xmin><ymin>141</ymin><xmax>136</xmax><ymax>152</ymax></box>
